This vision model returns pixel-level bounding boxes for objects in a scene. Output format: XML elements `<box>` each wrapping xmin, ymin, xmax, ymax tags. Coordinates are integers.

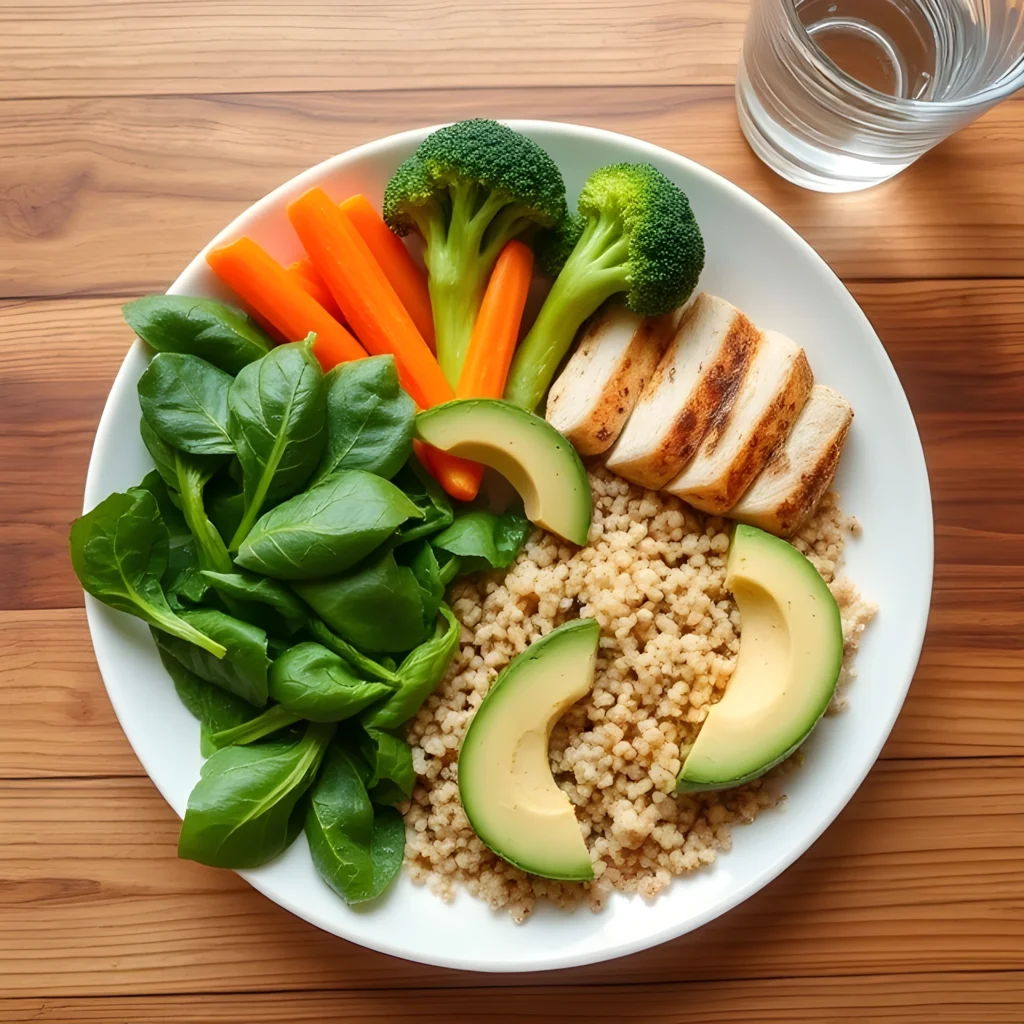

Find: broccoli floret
<box><xmin>503</xmin><ymin>162</ymin><xmax>704</xmax><ymax>412</ymax></box>
<box><xmin>383</xmin><ymin>119</ymin><xmax>567</xmax><ymax>385</ymax></box>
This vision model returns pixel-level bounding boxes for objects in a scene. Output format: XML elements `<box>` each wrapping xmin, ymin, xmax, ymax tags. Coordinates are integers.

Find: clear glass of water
<box><xmin>737</xmin><ymin>0</ymin><xmax>1024</xmax><ymax>191</ymax></box>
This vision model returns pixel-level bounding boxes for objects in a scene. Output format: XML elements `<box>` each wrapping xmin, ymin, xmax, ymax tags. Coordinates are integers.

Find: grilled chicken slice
<box><xmin>730</xmin><ymin>385</ymin><xmax>854</xmax><ymax>536</ymax></box>
<box><xmin>605</xmin><ymin>293</ymin><xmax>761</xmax><ymax>489</ymax></box>
<box><xmin>545</xmin><ymin>305</ymin><xmax>678</xmax><ymax>456</ymax></box>
<box><xmin>665</xmin><ymin>329</ymin><xmax>814</xmax><ymax>514</ymax></box>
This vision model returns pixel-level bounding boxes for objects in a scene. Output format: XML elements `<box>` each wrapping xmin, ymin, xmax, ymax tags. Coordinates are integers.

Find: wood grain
<box><xmin>1</xmin><ymin>91</ymin><xmax>1022</xmax><ymax>298</ymax></box>
<box><xmin>4</xmin><ymin>972</ymin><xmax>1023</xmax><ymax>1023</ymax></box>
<box><xmin>0</xmin><ymin>761</ymin><xmax>1021</xmax><ymax>996</ymax></box>
<box><xmin>0</xmin><ymin>1</ymin><xmax>749</xmax><ymax>100</ymax></box>
<box><xmin>3</xmin><ymin>574</ymin><xmax>1022</xmax><ymax>780</ymax></box>
<box><xmin>3</xmin><ymin>2</ymin><xmax>1024</xmax><ymax>1012</ymax></box>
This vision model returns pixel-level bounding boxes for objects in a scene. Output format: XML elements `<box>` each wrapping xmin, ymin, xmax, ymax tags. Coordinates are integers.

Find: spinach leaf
<box><xmin>292</xmin><ymin>549</ymin><xmax>427</xmax><ymax>654</ymax></box>
<box><xmin>236</xmin><ymin>470</ymin><xmax>422</xmax><ymax>581</ymax></box>
<box><xmin>304</xmin><ymin>619</ymin><xmax>400</xmax><ymax>685</ymax></box>
<box><xmin>201</xmin><ymin>570</ymin><xmax>308</xmax><ymax>634</ymax></box>
<box><xmin>206</xmin><ymin>472</ymin><xmax>245</xmax><ymax>548</ymax></box>
<box><xmin>178</xmin><ymin>720</ymin><xmax>335</xmax><ymax>869</ymax></box>
<box><xmin>362</xmin><ymin>604</ymin><xmax>460</xmax><ymax>730</ymax></box>
<box><xmin>137</xmin><ymin>471</ymin><xmax>207</xmax><ymax>604</ymax></box>
<box><xmin>227</xmin><ymin>336</ymin><xmax>326</xmax><ymax>550</ymax></box>
<box><xmin>313</xmin><ymin>355</ymin><xmax>415</xmax><ymax>484</ymax></box>
<box><xmin>432</xmin><ymin>507</ymin><xmax>531</xmax><ymax>572</ymax></box>
<box><xmin>138</xmin><ymin>352</ymin><xmax>235</xmax><ymax>455</ymax></box>
<box><xmin>140</xmin><ymin>417</ymin><xmax>232</xmax><ymax>576</ymax></box>
<box><xmin>391</xmin><ymin>458</ymin><xmax>453</xmax><ymax>546</ymax></box>
<box><xmin>208</xmin><ymin>704</ymin><xmax>302</xmax><ymax>749</ymax></box>
<box><xmin>124</xmin><ymin>295</ymin><xmax>273</xmax><ymax>374</ymax></box>
<box><xmin>269</xmin><ymin>643</ymin><xmax>394</xmax><ymax>722</ymax></box>
<box><xmin>403</xmin><ymin>541</ymin><xmax>444</xmax><ymax>631</ymax></box>
<box><xmin>304</xmin><ymin>744</ymin><xmax>405</xmax><ymax>904</ymax></box>
<box><xmin>156</xmin><ymin>608</ymin><xmax>270</xmax><ymax>706</ymax></box>
<box><xmin>156</xmin><ymin>634</ymin><xmax>259</xmax><ymax>753</ymax></box>
<box><xmin>359</xmin><ymin>727</ymin><xmax>415</xmax><ymax>805</ymax></box>
<box><xmin>69</xmin><ymin>489</ymin><xmax>225</xmax><ymax>658</ymax></box>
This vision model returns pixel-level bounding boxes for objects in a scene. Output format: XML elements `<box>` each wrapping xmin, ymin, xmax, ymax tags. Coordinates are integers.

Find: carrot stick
<box><xmin>447</xmin><ymin>240</ymin><xmax>535</xmax><ymax>500</ymax></box>
<box><xmin>287</xmin><ymin>258</ymin><xmax>344</xmax><ymax>321</ymax></box>
<box><xmin>340</xmin><ymin>194</ymin><xmax>435</xmax><ymax>352</ymax></box>
<box><xmin>206</xmin><ymin>238</ymin><xmax>366</xmax><ymax>370</ymax></box>
<box><xmin>457</xmin><ymin>240</ymin><xmax>534</xmax><ymax>399</ymax></box>
<box><xmin>288</xmin><ymin>187</ymin><xmax>478</xmax><ymax>500</ymax></box>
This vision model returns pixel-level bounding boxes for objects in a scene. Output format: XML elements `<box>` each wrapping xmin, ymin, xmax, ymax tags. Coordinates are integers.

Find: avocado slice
<box><xmin>677</xmin><ymin>524</ymin><xmax>843</xmax><ymax>792</ymax></box>
<box><xmin>459</xmin><ymin>618</ymin><xmax>599</xmax><ymax>881</ymax></box>
<box><xmin>414</xmin><ymin>399</ymin><xmax>592</xmax><ymax>546</ymax></box>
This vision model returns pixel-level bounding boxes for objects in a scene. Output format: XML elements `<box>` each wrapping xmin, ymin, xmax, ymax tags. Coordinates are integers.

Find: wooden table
<box><xmin>2</xmin><ymin>3</ymin><xmax>1022</xmax><ymax>1020</ymax></box>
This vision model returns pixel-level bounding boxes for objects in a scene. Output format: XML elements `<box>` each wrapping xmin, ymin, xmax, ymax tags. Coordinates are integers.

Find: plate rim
<box><xmin>83</xmin><ymin>118</ymin><xmax>934</xmax><ymax>973</ymax></box>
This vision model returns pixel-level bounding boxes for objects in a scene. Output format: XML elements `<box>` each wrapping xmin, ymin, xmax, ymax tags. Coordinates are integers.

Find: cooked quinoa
<box><xmin>404</xmin><ymin>468</ymin><xmax>875</xmax><ymax>922</ymax></box>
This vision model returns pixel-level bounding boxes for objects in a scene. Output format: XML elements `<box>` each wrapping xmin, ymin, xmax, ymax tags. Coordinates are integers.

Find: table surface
<box><xmin>2</xmin><ymin>2</ymin><xmax>1023</xmax><ymax>1021</ymax></box>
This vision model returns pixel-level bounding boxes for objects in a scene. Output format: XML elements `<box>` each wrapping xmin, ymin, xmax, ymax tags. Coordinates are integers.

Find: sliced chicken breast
<box><xmin>665</xmin><ymin>329</ymin><xmax>814</xmax><ymax>514</ymax></box>
<box><xmin>545</xmin><ymin>304</ymin><xmax>678</xmax><ymax>456</ymax></box>
<box><xmin>730</xmin><ymin>385</ymin><xmax>854</xmax><ymax>536</ymax></box>
<box><xmin>605</xmin><ymin>293</ymin><xmax>761</xmax><ymax>489</ymax></box>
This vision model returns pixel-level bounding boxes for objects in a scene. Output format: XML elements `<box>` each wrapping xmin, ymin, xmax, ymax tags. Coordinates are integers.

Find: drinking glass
<box><xmin>736</xmin><ymin>0</ymin><xmax>1024</xmax><ymax>191</ymax></box>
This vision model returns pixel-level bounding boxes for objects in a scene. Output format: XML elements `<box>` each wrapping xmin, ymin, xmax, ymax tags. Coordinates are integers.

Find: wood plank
<box><xmin>0</xmin><ymin>610</ymin><xmax>139</xmax><ymax>779</ymax></box>
<box><xmin>3</xmin><ymin>972</ymin><xmax>1023</xmax><ymax>1023</ymax></box>
<box><xmin>848</xmin><ymin>280</ymin><xmax>1024</xmax><ymax>415</ymax></box>
<box><xmin>2</xmin><ymin>283</ymin><xmax>1022</xmax><ymax>608</ymax></box>
<box><xmin>1</xmin><ymin>90</ymin><xmax>1022</xmax><ymax>299</ymax></box>
<box><xmin>2</xmin><ymin>555</ymin><xmax>1022</xmax><ymax>781</ymax></box>
<box><xmin>3</xmin><ymin>399</ymin><xmax>1018</xmax><ymax>610</ymax></box>
<box><xmin>0</xmin><ymin>761</ymin><xmax>1021</xmax><ymax>995</ymax></box>
<box><xmin>0</xmin><ymin>1</ymin><xmax>748</xmax><ymax>100</ymax></box>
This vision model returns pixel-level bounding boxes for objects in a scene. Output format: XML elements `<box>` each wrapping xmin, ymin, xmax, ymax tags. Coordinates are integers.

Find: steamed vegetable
<box><xmin>155</xmin><ymin>607</ymin><xmax>271</xmax><ymax>707</ymax></box>
<box><xmin>235</xmin><ymin>470</ymin><xmax>422</xmax><ymax>581</ymax></box>
<box><xmin>287</xmin><ymin>258</ymin><xmax>344</xmax><ymax>320</ymax></box>
<box><xmin>268</xmin><ymin>643</ymin><xmax>394</xmax><ymax>722</ymax></box>
<box><xmin>288</xmin><ymin>186</ymin><xmax>479</xmax><ymax>502</ymax></box>
<box><xmin>292</xmin><ymin>549</ymin><xmax>430</xmax><ymax>654</ymax></box>
<box><xmin>207</xmin><ymin>704</ymin><xmax>302</xmax><ymax>749</ymax></box>
<box><xmin>178</xmin><ymin>720</ymin><xmax>335</xmax><ymax>868</ymax></box>
<box><xmin>304</xmin><ymin>744</ymin><xmax>405</xmax><ymax>904</ymax></box>
<box><xmin>382</xmin><ymin>119</ymin><xmax>566</xmax><ymax>385</ymax></box>
<box><xmin>123</xmin><ymin>294</ymin><xmax>274</xmax><ymax>374</ymax></box>
<box><xmin>69</xmin><ymin>489</ymin><xmax>226</xmax><ymax>658</ymax></box>
<box><xmin>504</xmin><ymin>162</ymin><xmax>705</xmax><ymax>411</ymax></box>
<box><xmin>207</xmin><ymin>236</ymin><xmax>366</xmax><ymax>369</ymax></box>
<box><xmin>340</xmin><ymin>193</ymin><xmax>435</xmax><ymax>350</ymax></box>
<box><xmin>313</xmin><ymin>355</ymin><xmax>415</xmax><ymax>484</ymax></box>
<box><xmin>450</xmin><ymin>239</ymin><xmax>535</xmax><ymax>500</ymax></box>
<box><xmin>138</xmin><ymin>353</ymin><xmax>235</xmax><ymax>456</ymax></box>
<box><xmin>226</xmin><ymin>336</ymin><xmax>327</xmax><ymax>549</ymax></box>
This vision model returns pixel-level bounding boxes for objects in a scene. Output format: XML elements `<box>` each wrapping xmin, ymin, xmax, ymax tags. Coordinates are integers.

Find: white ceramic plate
<box><xmin>83</xmin><ymin>120</ymin><xmax>932</xmax><ymax>973</ymax></box>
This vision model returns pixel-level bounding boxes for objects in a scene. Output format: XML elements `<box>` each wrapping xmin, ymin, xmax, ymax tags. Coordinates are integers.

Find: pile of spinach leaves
<box><xmin>70</xmin><ymin>296</ymin><xmax>532</xmax><ymax>905</ymax></box>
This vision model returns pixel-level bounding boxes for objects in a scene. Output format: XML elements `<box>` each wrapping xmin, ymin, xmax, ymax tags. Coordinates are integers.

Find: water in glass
<box><xmin>737</xmin><ymin>0</ymin><xmax>1024</xmax><ymax>191</ymax></box>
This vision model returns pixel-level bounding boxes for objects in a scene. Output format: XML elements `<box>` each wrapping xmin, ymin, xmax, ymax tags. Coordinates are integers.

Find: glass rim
<box><xmin>777</xmin><ymin>0</ymin><xmax>1024</xmax><ymax>110</ymax></box>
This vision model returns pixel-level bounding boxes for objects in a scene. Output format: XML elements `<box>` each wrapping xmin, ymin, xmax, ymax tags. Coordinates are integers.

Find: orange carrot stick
<box><xmin>457</xmin><ymin>240</ymin><xmax>534</xmax><ymax>399</ymax></box>
<box><xmin>206</xmin><ymin>238</ymin><xmax>366</xmax><ymax>370</ymax></box>
<box><xmin>448</xmin><ymin>240</ymin><xmax>535</xmax><ymax>500</ymax></box>
<box><xmin>288</xmin><ymin>187</ymin><xmax>478</xmax><ymax>500</ymax></box>
<box><xmin>341</xmin><ymin>194</ymin><xmax>435</xmax><ymax>352</ymax></box>
<box><xmin>287</xmin><ymin>258</ymin><xmax>344</xmax><ymax>321</ymax></box>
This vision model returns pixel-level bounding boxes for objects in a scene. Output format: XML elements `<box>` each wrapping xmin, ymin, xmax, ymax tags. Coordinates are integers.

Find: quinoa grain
<box><xmin>404</xmin><ymin>469</ymin><xmax>874</xmax><ymax>921</ymax></box>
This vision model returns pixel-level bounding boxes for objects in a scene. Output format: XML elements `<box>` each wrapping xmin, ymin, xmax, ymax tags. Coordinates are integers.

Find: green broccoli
<box><xmin>383</xmin><ymin>119</ymin><xmax>567</xmax><ymax>386</ymax></box>
<box><xmin>503</xmin><ymin>162</ymin><xmax>705</xmax><ymax>412</ymax></box>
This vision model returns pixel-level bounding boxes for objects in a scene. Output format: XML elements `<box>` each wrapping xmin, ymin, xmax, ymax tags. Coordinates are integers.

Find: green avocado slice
<box><xmin>414</xmin><ymin>399</ymin><xmax>592</xmax><ymax>546</ymax></box>
<box><xmin>677</xmin><ymin>524</ymin><xmax>844</xmax><ymax>792</ymax></box>
<box><xmin>459</xmin><ymin>618</ymin><xmax>599</xmax><ymax>881</ymax></box>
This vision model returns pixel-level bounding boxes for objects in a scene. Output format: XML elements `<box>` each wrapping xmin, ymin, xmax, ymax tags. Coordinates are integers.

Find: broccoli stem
<box><xmin>504</xmin><ymin>216</ymin><xmax>629</xmax><ymax>412</ymax></box>
<box><xmin>425</xmin><ymin>185</ymin><xmax>511</xmax><ymax>387</ymax></box>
